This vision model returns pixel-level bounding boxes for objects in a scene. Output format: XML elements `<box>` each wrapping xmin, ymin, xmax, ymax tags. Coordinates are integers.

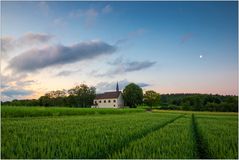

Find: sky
<box><xmin>1</xmin><ymin>1</ymin><xmax>238</xmax><ymax>101</ymax></box>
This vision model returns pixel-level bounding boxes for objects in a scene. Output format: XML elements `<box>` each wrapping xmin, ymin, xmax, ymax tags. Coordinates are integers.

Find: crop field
<box><xmin>1</xmin><ymin>106</ymin><xmax>144</xmax><ymax>118</ymax></box>
<box><xmin>1</xmin><ymin>107</ymin><xmax>238</xmax><ymax>159</ymax></box>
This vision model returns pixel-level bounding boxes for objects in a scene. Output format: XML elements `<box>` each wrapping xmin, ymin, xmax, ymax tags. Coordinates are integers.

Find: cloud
<box><xmin>115</xmin><ymin>38</ymin><xmax>128</xmax><ymax>46</ymax></box>
<box><xmin>1</xmin><ymin>83</ymin><xmax>9</xmax><ymax>89</ymax></box>
<box><xmin>1</xmin><ymin>74</ymin><xmax>36</xmax><ymax>101</ymax></box>
<box><xmin>8</xmin><ymin>40</ymin><xmax>117</xmax><ymax>73</ymax></box>
<box><xmin>1</xmin><ymin>73</ymin><xmax>28</xmax><ymax>87</ymax></box>
<box><xmin>85</xmin><ymin>9</ymin><xmax>99</xmax><ymax>27</ymax></box>
<box><xmin>93</xmin><ymin>57</ymin><xmax>156</xmax><ymax>77</ymax></box>
<box><xmin>38</xmin><ymin>1</ymin><xmax>50</xmax><ymax>15</ymax></box>
<box><xmin>2</xmin><ymin>89</ymin><xmax>34</xmax><ymax>98</ymax></box>
<box><xmin>1</xmin><ymin>32</ymin><xmax>53</xmax><ymax>55</ymax></box>
<box><xmin>56</xmin><ymin>69</ymin><xmax>81</xmax><ymax>77</ymax></box>
<box><xmin>102</xmin><ymin>4</ymin><xmax>113</xmax><ymax>14</ymax></box>
<box><xmin>1</xmin><ymin>74</ymin><xmax>35</xmax><ymax>90</ymax></box>
<box><xmin>181</xmin><ymin>32</ymin><xmax>193</xmax><ymax>43</ymax></box>
<box><xmin>18</xmin><ymin>32</ymin><xmax>53</xmax><ymax>45</ymax></box>
<box><xmin>137</xmin><ymin>83</ymin><xmax>151</xmax><ymax>88</ymax></box>
<box><xmin>122</xmin><ymin>61</ymin><xmax>156</xmax><ymax>72</ymax></box>
<box><xmin>1</xmin><ymin>36</ymin><xmax>14</xmax><ymax>53</ymax></box>
<box><xmin>69</xmin><ymin>5</ymin><xmax>112</xmax><ymax>28</ymax></box>
<box><xmin>95</xmin><ymin>79</ymin><xmax>150</xmax><ymax>93</ymax></box>
<box><xmin>69</xmin><ymin>8</ymin><xmax>99</xmax><ymax>27</ymax></box>
<box><xmin>53</xmin><ymin>18</ymin><xmax>67</xmax><ymax>27</ymax></box>
<box><xmin>128</xmin><ymin>28</ymin><xmax>146</xmax><ymax>38</ymax></box>
<box><xmin>15</xmin><ymin>80</ymin><xmax>35</xmax><ymax>87</ymax></box>
<box><xmin>115</xmin><ymin>28</ymin><xmax>147</xmax><ymax>46</ymax></box>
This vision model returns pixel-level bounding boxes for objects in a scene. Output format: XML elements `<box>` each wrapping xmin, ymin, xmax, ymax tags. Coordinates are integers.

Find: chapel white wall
<box><xmin>94</xmin><ymin>98</ymin><xmax>118</xmax><ymax>108</ymax></box>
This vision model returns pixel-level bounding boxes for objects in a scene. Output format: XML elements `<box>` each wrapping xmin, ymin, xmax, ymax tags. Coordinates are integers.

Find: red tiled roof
<box><xmin>95</xmin><ymin>91</ymin><xmax>121</xmax><ymax>99</ymax></box>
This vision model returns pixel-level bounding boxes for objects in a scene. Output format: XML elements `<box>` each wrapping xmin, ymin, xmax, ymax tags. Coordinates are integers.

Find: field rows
<box><xmin>111</xmin><ymin>115</ymin><xmax>197</xmax><ymax>159</ymax></box>
<box><xmin>194</xmin><ymin>114</ymin><xmax>238</xmax><ymax>159</ymax></box>
<box><xmin>2</xmin><ymin>113</ymin><xmax>182</xmax><ymax>158</ymax></box>
<box><xmin>1</xmin><ymin>108</ymin><xmax>238</xmax><ymax>159</ymax></box>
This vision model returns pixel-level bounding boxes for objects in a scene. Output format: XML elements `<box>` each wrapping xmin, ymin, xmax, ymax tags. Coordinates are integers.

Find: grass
<box><xmin>152</xmin><ymin>109</ymin><xmax>238</xmax><ymax>115</ymax></box>
<box><xmin>1</xmin><ymin>112</ymin><xmax>181</xmax><ymax>158</ymax></box>
<box><xmin>1</xmin><ymin>107</ymin><xmax>238</xmax><ymax>159</ymax></box>
<box><xmin>110</xmin><ymin>115</ymin><xmax>197</xmax><ymax>159</ymax></box>
<box><xmin>194</xmin><ymin>114</ymin><xmax>238</xmax><ymax>159</ymax></box>
<box><xmin>192</xmin><ymin>114</ymin><xmax>209</xmax><ymax>158</ymax></box>
<box><xmin>1</xmin><ymin>106</ymin><xmax>144</xmax><ymax>118</ymax></box>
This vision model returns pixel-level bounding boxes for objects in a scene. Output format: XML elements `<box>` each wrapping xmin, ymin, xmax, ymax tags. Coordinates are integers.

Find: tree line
<box><xmin>159</xmin><ymin>93</ymin><xmax>238</xmax><ymax>112</ymax></box>
<box><xmin>2</xmin><ymin>84</ymin><xmax>96</xmax><ymax>108</ymax></box>
<box><xmin>1</xmin><ymin>83</ymin><xmax>238</xmax><ymax>112</ymax></box>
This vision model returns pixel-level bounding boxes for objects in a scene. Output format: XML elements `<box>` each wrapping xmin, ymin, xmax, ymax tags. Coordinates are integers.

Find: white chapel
<box><xmin>92</xmin><ymin>82</ymin><xmax>124</xmax><ymax>108</ymax></box>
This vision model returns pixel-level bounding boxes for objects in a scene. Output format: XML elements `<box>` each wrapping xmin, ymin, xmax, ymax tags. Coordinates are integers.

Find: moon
<box><xmin>199</xmin><ymin>55</ymin><xmax>203</xmax><ymax>59</ymax></box>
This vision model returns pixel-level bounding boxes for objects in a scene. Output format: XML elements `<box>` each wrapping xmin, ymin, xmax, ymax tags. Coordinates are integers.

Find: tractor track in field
<box><xmin>192</xmin><ymin>114</ymin><xmax>210</xmax><ymax>159</ymax></box>
<box><xmin>107</xmin><ymin>114</ymin><xmax>185</xmax><ymax>158</ymax></box>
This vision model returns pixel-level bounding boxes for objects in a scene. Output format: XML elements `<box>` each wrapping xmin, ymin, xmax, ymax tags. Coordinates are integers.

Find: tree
<box><xmin>67</xmin><ymin>84</ymin><xmax>96</xmax><ymax>107</ymax></box>
<box><xmin>144</xmin><ymin>90</ymin><xmax>160</xmax><ymax>108</ymax></box>
<box><xmin>123</xmin><ymin>83</ymin><xmax>143</xmax><ymax>108</ymax></box>
<box><xmin>39</xmin><ymin>94</ymin><xmax>52</xmax><ymax>106</ymax></box>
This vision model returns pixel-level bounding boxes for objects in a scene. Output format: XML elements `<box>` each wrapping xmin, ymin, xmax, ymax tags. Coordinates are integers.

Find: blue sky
<box><xmin>1</xmin><ymin>1</ymin><xmax>238</xmax><ymax>100</ymax></box>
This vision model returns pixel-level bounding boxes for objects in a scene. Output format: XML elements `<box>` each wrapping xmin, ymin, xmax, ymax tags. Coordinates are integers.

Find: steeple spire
<box><xmin>116</xmin><ymin>81</ymin><xmax>119</xmax><ymax>92</ymax></box>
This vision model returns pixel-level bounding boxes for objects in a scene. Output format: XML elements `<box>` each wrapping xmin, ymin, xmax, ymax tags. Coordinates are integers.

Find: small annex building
<box><xmin>92</xmin><ymin>82</ymin><xmax>124</xmax><ymax>108</ymax></box>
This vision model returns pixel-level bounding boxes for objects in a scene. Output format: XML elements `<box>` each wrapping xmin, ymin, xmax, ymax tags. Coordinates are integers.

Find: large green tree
<box><xmin>123</xmin><ymin>83</ymin><xmax>143</xmax><ymax>108</ymax></box>
<box><xmin>68</xmin><ymin>84</ymin><xmax>96</xmax><ymax>107</ymax></box>
<box><xmin>144</xmin><ymin>90</ymin><xmax>160</xmax><ymax>108</ymax></box>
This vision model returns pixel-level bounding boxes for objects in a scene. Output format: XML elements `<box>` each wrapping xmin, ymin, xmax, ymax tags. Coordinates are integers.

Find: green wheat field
<box><xmin>1</xmin><ymin>107</ymin><xmax>238</xmax><ymax>159</ymax></box>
